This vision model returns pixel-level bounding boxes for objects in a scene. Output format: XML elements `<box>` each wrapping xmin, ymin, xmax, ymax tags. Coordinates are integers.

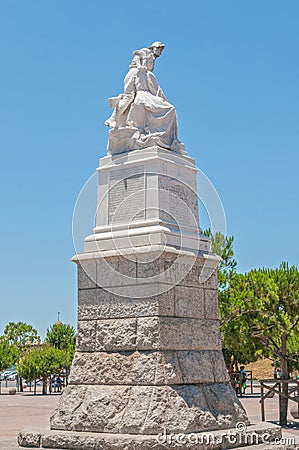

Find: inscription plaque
<box><xmin>158</xmin><ymin>175</ymin><xmax>199</xmax><ymax>227</ymax></box>
<box><xmin>108</xmin><ymin>165</ymin><xmax>145</xmax><ymax>224</ymax></box>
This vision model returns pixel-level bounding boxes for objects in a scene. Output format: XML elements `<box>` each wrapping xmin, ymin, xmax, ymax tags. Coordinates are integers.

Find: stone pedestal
<box><xmin>50</xmin><ymin>247</ymin><xmax>248</xmax><ymax>436</ymax></box>
<box><xmin>18</xmin><ymin>147</ymin><xmax>281</xmax><ymax>449</ymax></box>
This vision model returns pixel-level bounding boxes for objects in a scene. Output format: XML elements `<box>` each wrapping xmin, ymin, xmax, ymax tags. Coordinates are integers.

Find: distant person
<box><xmin>234</xmin><ymin>377</ymin><xmax>240</xmax><ymax>395</ymax></box>
<box><xmin>240</xmin><ymin>366</ymin><xmax>247</xmax><ymax>394</ymax></box>
<box><xmin>53</xmin><ymin>376</ymin><xmax>62</xmax><ymax>393</ymax></box>
<box><xmin>231</xmin><ymin>370</ymin><xmax>241</xmax><ymax>395</ymax></box>
<box><xmin>273</xmin><ymin>368</ymin><xmax>277</xmax><ymax>379</ymax></box>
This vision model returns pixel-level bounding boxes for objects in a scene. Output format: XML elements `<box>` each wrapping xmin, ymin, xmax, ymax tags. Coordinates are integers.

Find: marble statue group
<box><xmin>105</xmin><ymin>41</ymin><xmax>185</xmax><ymax>153</ymax></box>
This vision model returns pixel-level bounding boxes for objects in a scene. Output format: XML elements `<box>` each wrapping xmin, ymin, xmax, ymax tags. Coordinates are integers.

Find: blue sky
<box><xmin>0</xmin><ymin>1</ymin><xmax>298</xmax><ymax>337</ymax></box>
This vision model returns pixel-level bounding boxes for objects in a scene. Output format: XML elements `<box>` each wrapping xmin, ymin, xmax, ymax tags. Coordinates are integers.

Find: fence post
<box><xmin>261</xmin><ymin>382</ymin><xmax>265</xmax><ymax>421</ymax></box>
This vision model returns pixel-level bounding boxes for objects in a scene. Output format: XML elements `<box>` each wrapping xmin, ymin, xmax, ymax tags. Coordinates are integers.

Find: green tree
<box><xmin>259</xmin><ymin>263</ymin><xmax>299</xmax><ymax>425</ymax></box>
<box><xmin>204</xmin><ymin>229</ymin><xmax>237</xmax><ymax>288</ymax></box>
<box><xmin>3</xmin><ymin>321</ymin><xmax>38</xmax><ymax>358</ymax></box>
<box><xmin>18</xmin><ymin>345</ymin><xmax>69</xmax><ymax>394</ymax></box>
<box><xmin>45</xmin><ymin>323</ymin><xmax>76</xmax><ymax>383</ymax></box>
<box><xmin>3</xmin><ymin>321</ymin><xmax>39</xmax><ymax>391</ymax></box>
<box><xmin>203</xmin><ymin>231</ymin><xmax>256</xmax><ymax>369</ymax></box>
<box><xmin>0</xmin><ymin>337</ymin><xmax>18</xmax><ymax>372</ymax></box>
<box><xmin>219</xmin><ymin>271</ymin><xmax>269</xmax><ymax>370</ymax></box>
<box><xmin>222</xmin><ymin>263</ymin><xmax>299</xmax><ymax>425</ymax></box>
<box><xmin>204</xmin><ymin>232</ymin><xmax>299</xmax><ymax>425</ymax></box>
<box><xmin>45</xmin><ymin>323</ymin><xmax>76</xmax><ymax>353</ymax></box>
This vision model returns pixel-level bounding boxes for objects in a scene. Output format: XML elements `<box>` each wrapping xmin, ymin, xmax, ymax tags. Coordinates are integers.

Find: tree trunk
<box><xmin>279</xmin><ymin>334</ymin><xmax>289</xmax><ymax>426</ymax></box>
<box><xmin>42</xmin><ymin>377</ymin><xmax>47</xmax><ymax>395</ymax></box>
<box><xmin>19</xmin><ymin>376</ymin><xmax>23</xmax><ymax>392</ymax></box>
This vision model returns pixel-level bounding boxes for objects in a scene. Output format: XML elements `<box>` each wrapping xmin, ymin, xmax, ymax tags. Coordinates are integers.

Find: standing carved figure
<box><xmin>105</xmin><ymin>42</ymin><xmax>185</xmax><ymax>153</ymax></box>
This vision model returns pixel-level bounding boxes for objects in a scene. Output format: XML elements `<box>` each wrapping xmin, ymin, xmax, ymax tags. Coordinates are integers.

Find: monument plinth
<box><xmin>84</xmin><ymin>146</ymin><xmax>209</xmax><ymax>254</ymax></box>
<box><xmin>18</xmin><ymin>41</ymin><xmax>281</xmax><ymax>449</ymax></box>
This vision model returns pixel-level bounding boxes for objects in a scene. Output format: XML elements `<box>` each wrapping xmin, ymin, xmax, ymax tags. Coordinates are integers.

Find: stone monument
<box><xmin>19</xmin><ymin>42</ymin><xmax>282</xmax><ymax>449</ymax></box>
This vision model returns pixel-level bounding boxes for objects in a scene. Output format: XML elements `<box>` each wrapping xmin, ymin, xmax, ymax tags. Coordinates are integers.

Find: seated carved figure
<box><xmin>105</xmin><ymin>42</ymin><xmax>185</xmax><ymax>154</ymax></box>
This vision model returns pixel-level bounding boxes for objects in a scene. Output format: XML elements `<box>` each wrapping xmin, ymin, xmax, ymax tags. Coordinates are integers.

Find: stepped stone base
<box><xmin>50</xmin><ymin>383</ymin><xmax>248</xmax><ymax>434</ymax></box>
<box><xmin>18</xmin><ymin>423</ymin><xmax>283</xmax><ymax>449</ymax></box>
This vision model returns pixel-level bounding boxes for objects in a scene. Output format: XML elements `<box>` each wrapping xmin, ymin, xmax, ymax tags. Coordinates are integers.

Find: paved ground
<box><xmin>0</xmin><ymin>382</ymin><xmax>59</xmax><ymax>448</ymax></box>
<box><xmin>1</xmin><ymin>382</ymin><xmax>299</xmax><ymax>449</ymax></box>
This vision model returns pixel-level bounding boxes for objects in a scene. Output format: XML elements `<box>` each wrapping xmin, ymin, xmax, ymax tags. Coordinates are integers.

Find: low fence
<box><xmin>259</xmin><ymin>379</ymin><xmax>299</xmax><ymax>421</ymax></box>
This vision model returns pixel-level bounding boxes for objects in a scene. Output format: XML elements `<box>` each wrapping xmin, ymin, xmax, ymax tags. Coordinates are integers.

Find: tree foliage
<box><xmin>205</xmin><ymin>232</ymin><xmax>299</xmax><ymax>410</ymax></box>
<box><xmin>203</xmin><ymin>230</ymin><xmax>253</xmax><ymax>367</ymax></box>
<box><xmin>3</xmin><ymin>321</ymin><xmax>38</xmax><ymax>359</ymax></box>
<box><xmin>0</xmin><ymin>320</ymin><xmax>76</xmax><ymax>394</ymax></box>
<box><xmin>221</xmin><ymin>264</ymin><xmax>299</xmax><ymax>368</ymax></box>
<box><xmin>220</xmin><ymin>262</ymin><xmax>299</xmax><ymax>425</ymax></box>
<box><xmin>220</xmin><ymin>270</ymin><xmax>275</xmax><ymax>368</ymax></box>
<box><xmin>0</xmin><ymin>337</ymin><xmax>18</xmax><ymax>372</ymax></box>
<box><xmin>204</xmin><ymin>229</ymin><xmax>237</xmax><ymax>287</ymax></box>
<box><xmin>45</xmin><ymin>323</ymin><xmax>76</xmax><ymax>352</ymax></box>
<box><xmin>45</xmin><ymin>323</ymin><xmax>76</xmax><ymax>368</ymax></box>
<box><xmin>18</xmin><ymin>345</ymin><xmax>69</xmax><ymax>383</ymax></box>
